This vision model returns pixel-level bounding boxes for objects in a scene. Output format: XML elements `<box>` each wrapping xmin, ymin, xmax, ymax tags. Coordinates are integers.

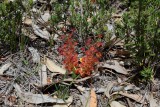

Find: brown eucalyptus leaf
<box><xmin>13</xmin><ymin>84</ymin><xmax>70</xmax><ymax>104</ymax></box>
<box><xmin>149</xmin><ymin>93</ymin><xmax>160</xmax><ymax>107</ymax></box>
<box><xmin>105</xmin><ymin>82</ymin><xmax>117</xmax><ymax>98</ymax></box>
<box><xmin>44</xmin><ymin>58</ymin><xmax>66</xmax><ymax>74</ymax></box>
<box><xmin>79</xmin><ymin>89</ymin><xmax>97</xmax><ymax>107</ymax></box>
<box><xmin>89</xmin><ymin>89</ymin><xmax>97</xmax><ymax>107</ymax></box>
<box><xmin>101</xmin><ymin>60</ymin><xmax>128</xmax><ymax>75</ymax></box>
<box><xmin>112</xmin><ymin>91</ymin><xmax>145</xmax><ymax>104</ymax></box>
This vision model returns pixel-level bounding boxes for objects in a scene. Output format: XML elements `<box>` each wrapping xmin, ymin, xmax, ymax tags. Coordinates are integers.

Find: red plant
<box><xmin>58</xmin><ymin>33</ymin><xmax>103</xmax><ymax>77</ymax></box>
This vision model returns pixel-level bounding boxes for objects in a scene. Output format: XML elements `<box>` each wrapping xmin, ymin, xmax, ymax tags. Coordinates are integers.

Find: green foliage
<box><xmin>0</xmin><ymin>0</ymin><xmax>23</xmax><ymax>51</ymax></box>
<box><xmin>50</xmin><ymin>0</ymin><xmax>112</xmax><ymax>43</ymax></box>
<box><xmin>140</xmin><ymin>67</ymin><xmax>153</xmax><ymax>81</ymax></box>
<box><xmin>51</xmin><ymin>1</ymin><xmax>69</xmax><ymax>26</ymax></box>
<box><xmin>115</xmin><ymin>0</ymin><xmax>160</xmax><ymax>68</ymax></box>
<box><xmin>0</xmin><ymin>0</ymin><xmax>33</xmax><ymax>51</ymax></box>
<box><xmin>55</xmin><ymin>84</ymin><xmax>70</xmax><ymax>100</ymax></box>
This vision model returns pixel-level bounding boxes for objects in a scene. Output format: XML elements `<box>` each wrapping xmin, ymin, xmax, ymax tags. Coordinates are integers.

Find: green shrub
<box><xmin>50</xmin><ymin>0</ymin><xmax>113</xmax><ymax>44</ymax></box>
<box><xmin>0</xmin><ymin>0</ymin><xmax>30</xmax><ymax>51</ymax></box>
<box><xmin>115</xmin><ymin>0</ymin><xmax>160</xmax><ymax>80</ymax></box>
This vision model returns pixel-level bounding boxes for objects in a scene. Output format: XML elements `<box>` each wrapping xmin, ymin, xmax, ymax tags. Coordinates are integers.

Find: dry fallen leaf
<box><xmin>149</xmin><ymin>93</ymin><xmax>159</xmax><ymax>107</ymax></box>
<box><xmin>124</xmin><ymin>84</ymin><xmax>140</xmax><ymax>91</ymax></box>
<box><xmin>105</xmin><ymin>82</ymin><xmax>117</xmax><ymax>98</ymax></box>
<box><xmin>22</xmin><ymin>28</ymin><xmax>38</xmax><ymax>40</ymax></box>
<box><xmin>126</xmin><ymin>98</ymin><xmax>134</xmax><ymax>107</ymax></box>
<box><xmin>112</xmin><ymin>91</ymin><xmax>145</xmax><ymax>104</ymax></box>
<box><xmin>13</xmin><ymin>84</ymin><xmax>71</xmax><ymax>104</ymax></box>
<box><xmin>74</xmin><ymin>84</ymin><xmax>89</xmax><ymax>92</ymax></box>
<box><xmin>112</xmin><ymin>84</ymin><xmax>140</xmax><ymax>93</ymax></box>
<box><xmin>53</xmin><ymin>96</ymin><xmax>73</xmax><ymax>107</ymax></box>
<box><xmin>23</xmin><ymin>18</ymin><xmax>32</xmax><ymax>26</ymax></box>
<box><xmin>119</xmin><ymin>92</ymin><xmax>144</xmax><ymax>103</ymax></box>
<box><xmin>79</xmin><ymin>89</ymin><xmax>97</xmax><ymax>107</ymax></box>
<box><xmin>112</xmin><ymin>86</ymin><xmax>124</xmax><ymax>92</ymax></box>
<box><xmin>32</xmin><ymin>24</ymin><xmax>50</xmax><ymax>40</ymax></box>
<box><xmin>28</xmin><ymin>47</ymin><xmax>40</xmax><ymax>63</ymax></box>
<box><xmin>117</xmin><ymin>77</ymin><xmax>122</xmax><ymax>83</ymax></box>
<box><xmin>8</xmin><ymin>95</ymin><xmax>17</xmax><ymax>105</ymax></box>
<box><xmin>101</xmin><ymin>60</ymin><xmax>128</xmax><ymax>75</ymax></box>
<box><xmin>110</xmin><ymin>101</ymin><xmax>126</xmax><ymax>107</ymax></box>
<box><xmin>89</xmin><ymin>89</ymin><xmax>97</xmax><ymax>107</ymax></box>
<box><xmin>44</xmin><ymin>58</ymin><xmax>66</xmax><ymax>74</ymax></box>
<box><xmin>79</xmin><ymin>90</ymin><xmax>90</xmax><ymax>107</ymax></box>
<box><xmin>38</xmin><ymin>11</ymin><xmax>51</xmax><ymax>23</ymax></box>
<box><xmin>0</xmin><ymin>62</ymin><xmax>12</xmax><ymax>75</ymax></box>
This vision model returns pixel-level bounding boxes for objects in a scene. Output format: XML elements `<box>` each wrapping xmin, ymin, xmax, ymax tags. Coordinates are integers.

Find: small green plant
<box><xmin>55</xmin><ymin>84</ymin><xmax>70</xmax><ymax>100</ymax></box>
<box><xmin>140</xmin><ymin>67</ymin><xmax>153</xmax><ymax>81</ymax></box>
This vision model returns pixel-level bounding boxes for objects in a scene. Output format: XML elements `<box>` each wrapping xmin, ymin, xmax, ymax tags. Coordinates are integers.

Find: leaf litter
<box><xmin>0</xmin><ymin>62</ymin><xmax>12</xmax><ymax>75</ymax></box>
<box><xmin>110</xmin><ymin>101</ymin><xmax>126</xmax><ymax>107</ymax></box>
<box><xmin>99</xmin><ymin>60</ymin><xmax>128</xmax><ymax>75</ymax></box>
<box><xmin>0</xmin><ymin>0</ymin><xmax>160</xmax><ymax>107</ymax></box>
<box><xmin>13</xmin><ymin>84</ymin><xmax>70</xmax><ymax>104</ymax></box>
<box><xmin>43</xmin><ymin>57</ymin><xmax>66</xmax><ymax>74</ymax></box>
